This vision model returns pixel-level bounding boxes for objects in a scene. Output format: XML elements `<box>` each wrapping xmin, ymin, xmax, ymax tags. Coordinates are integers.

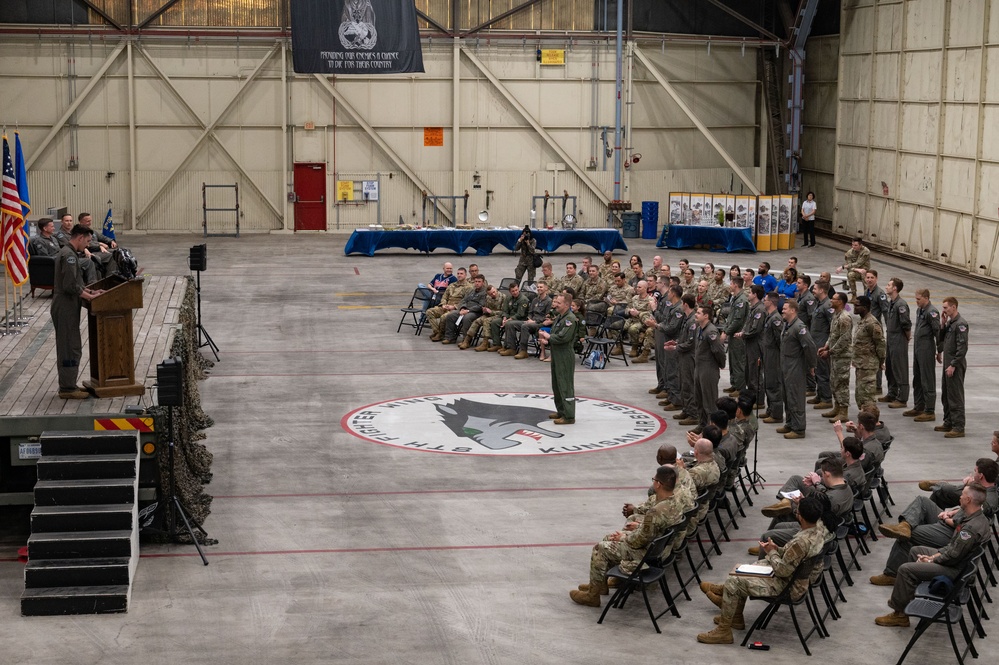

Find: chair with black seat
<box><xmin>674</xmin><ymin>499</ymin><xmax>708</xmax><ymax>597</ymax></box>
<box><xmin>582</xmin><ymin>313</ymin><xmax>629</xmax><ymax>365</ymax></box>
<box><xmin>397</xmin><ymin>287</ymin><xmax>435</xmax><ymax>335</ymax></box>
<box><xmin>834</xmin><ymin>523</ymin><xmax>857</xmax><ymax>585</ymax></box>
<box><xmin>28</xmin><ymin>254</ymin><xmax>55</xmax><ymax>297</ymax></box>
<box><xmin>740</xmin><ymin>553</ymin><xmax>827</xmax><ymax>656</ymax></box>
<box><xmin>805</xmin><ymin>538</ymin><xmax>843</xmax><ymax>641</ymax></box>
<box><xmin>498</xmin><ymin>277</ymin><xmax>519</xmax><ymax>292</ymax></box>
<box><xmin>897</xmin><ymin>557</ymin><xmax>982</xmax><ymax>665</ymax></box>
<box><xmin>597</xmin><ymin>530</ymin><xmax>677</xmax><ymax>633</ymax></box>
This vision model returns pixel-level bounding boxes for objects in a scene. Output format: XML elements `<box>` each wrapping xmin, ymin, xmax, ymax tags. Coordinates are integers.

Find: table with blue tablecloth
<box><xmin>656</xmin><ymin>225</ymin><xmax>756</xmax><ymax>253</ymax></box>
<box><xmin>344</xmin><ymin>228</ymin><xmax>629</xmax><ymax>257</ymax></box>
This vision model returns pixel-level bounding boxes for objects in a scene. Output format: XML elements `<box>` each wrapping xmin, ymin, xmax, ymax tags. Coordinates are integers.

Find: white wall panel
<box><xmin>838</xmin><ymin>100</ymin><xmax>870</xmax><ymax>145</ymax></box>
<box><xmin>902</xmin><ymin>52</ymin><xmax>942</xmax><ymax>101</ymax></box>
<box><xmin>899</xmin><ymin>103</ymin><xmax>937</xmax><ymax>153</ymax></box>
<box><xmin>940</xmin><ymin>158</ymin><xmax>976</xmax><ymax>213</ymax></box>
<box><xmin>874</xmin><ymin>54</ymin><xmax>900</xmax><ymax>99</ymax></box>
<box><xmin>949</xmin><ymin>0</ymin><xmax>987</xmax><ymax>46</ymax></box>
<box><xmin>837</xmin><ymin>0</ymin><xmax>999</xmax><ymax>278</ymax></box>
<box><xmin>868</xmin><ymin>149</ymin><xmax>897</xmax><ymax>196</ymax></box>
<box><xmin>841</xmin><ymin>4</ymin><xmax>875</xmax><ymax>55</ymax></box>
<box><xmin>905</xmin><ymin>0</ymin><xmax>946</xmax><ymax>49</ymax></box>
<box><xmin>942</xmin><ymin>104</ymin><xmax>979</xmax><ymax>157</ymax></box>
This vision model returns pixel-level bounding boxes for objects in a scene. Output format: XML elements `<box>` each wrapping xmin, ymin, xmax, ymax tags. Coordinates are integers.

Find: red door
<box><xmin>293</xmin><ymin>162</ymin><xmax>327</xmax><ymax>231</ymax></box>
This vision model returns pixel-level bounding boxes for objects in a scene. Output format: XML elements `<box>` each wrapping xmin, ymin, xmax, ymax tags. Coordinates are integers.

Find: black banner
<box><xmin>290</xmin><ymin>0</ymin><xmax>425</xmax><ymax>74</ymax></box>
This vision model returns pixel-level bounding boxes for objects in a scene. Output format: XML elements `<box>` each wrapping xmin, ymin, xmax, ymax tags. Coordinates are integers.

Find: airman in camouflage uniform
<box><xmin>560</xmin><ymin>263</ymin><xmax>584</xmax><ymax>298</ymax></box>
<box><xmin>605</xmin><ymin>272</ymin><xmax>635</xmax><ymax>309</ymax></box>
<box><xmin>571</xmin><ymin>466</ymin><xmax>685</xmax><ymax>606</ymax></box>
<box><xmin>623</xmin><ymin>281</ymin><xmax>654</xmax><ymax>360</ymax></box>
<box><xmin>686</xmin><ymin>439</ymin><xmax>722</xmax><ymax>533</ymax></box>
<box><xmin>706</xmin><ymin>269</ymin><xmax>729</xmax><ymax>321</ymax></box>
<box><xmin>488</xmin><ymin>284</ymin><xmax>529</xmax><ymax>352</ymax></box>
<box><xmin>427</xmin><ymin>269</ymin><xmax>471</xmax><ymax>340</ymax></box>
<box><xmin>598</xmin><ymin>251</ymin><xmax>616</xmax><ymax>282</ymax></box>
<box><xmin>579</xmin><ymin>265</ymin><xmax>610</xmax><ymax>315</ymax></box>
<box><xmin>465</xmin><ymin>285</ymin><xmax>506</xmax><ymax>350</ymax></box>
<box><xmin>697</xmin><ymin>499</ymin><xmax>828</xmax><ymax>644</ymax></box>
<box><xmin>835</xmin><ymin>237</ymin><xmax>871</xmax><ymax>301</ymax></box>
<box><xmin>821</xmin><ymin>293</ymin><xmax>854</xmax><ymax>421</ymax></box>
<box><xmin>852</xmin><ymin>296</ymin><xmax>887</xmax><ymax>410</ymax></box>
<box><xmin>536</xmin><ymin>262</ymin><xmax>561</xmax><ymax>294</ymax></box>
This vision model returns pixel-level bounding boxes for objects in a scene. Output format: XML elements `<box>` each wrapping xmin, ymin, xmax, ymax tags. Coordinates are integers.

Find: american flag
<box><xmin>1</xmin><ymin>134</ymin><xmax>28</xmax><ymax>286</ymax></box>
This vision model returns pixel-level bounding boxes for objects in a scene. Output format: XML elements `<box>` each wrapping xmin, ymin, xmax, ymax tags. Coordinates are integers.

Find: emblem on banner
<box><xmin>339</xmin><ymin>0</ymin><xmax>377</xmax><ymax>50</ymax></box>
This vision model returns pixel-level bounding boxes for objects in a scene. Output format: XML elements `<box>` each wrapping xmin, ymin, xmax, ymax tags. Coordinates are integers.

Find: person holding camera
<box><xmin>514</xmin><ymin>225</ymin><xmax>538</xmax><ymax>283</ymax></box>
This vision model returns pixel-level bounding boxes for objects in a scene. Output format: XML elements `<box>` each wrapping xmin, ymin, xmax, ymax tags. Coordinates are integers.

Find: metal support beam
<box><xmin>460</xmin><ymin>46</ymin><xmax>610</xmax><ymax>207</ymax></box>
<box><xmin>704</xmin><ymin>0</ymin><xmax>783</xmax><ymax>43</ymax></box>
<box><xmin>137</xmin><ymin>44</ymin><xmax>282</xmax><ymax>222</ymax></box>
<box><xmin>416</xmin><ymin>9</ymin><xmax>451</xmax><ymax>37</ymax></box>
<box><xmin>464</xmin><ymin>0</ymin><xmax>543</xmax><ymax>36</ymax></box>
<box><xmin>137</xmin><ymin>0</ymin><xmax>184</xmax><ymax>30</ymax></box>
<box><xmin>134</xmin><ymin>43</ymin><xmax>283</xmax><ymax>224</ymax></box>
<box><xmin>126</xmin><ymin>41</ymin><xmax>138</xmax><ymax>231</ymax></box>
<box><xmin>27</xmin><ymin>41</ymin><xmax>126</xmax><ymax>170</ymax></box>
<box><xmin>787</xmin><ymin>0</ymin><xmax>821</xmax><ymax>193</ymax></box>
<box><xmin>634</xmin><ymin>47</ymin><xmax>760</xmax><ymax>195</ymax></box>
<box><xmin>311</xmin><ymin>74</ymin><xmax>451</xmax><ymax>223</ymax></box>
<box><xmin>79</xmin><ymin>0</ymin><xmax>124</xmax><ymax>31</ymax></box>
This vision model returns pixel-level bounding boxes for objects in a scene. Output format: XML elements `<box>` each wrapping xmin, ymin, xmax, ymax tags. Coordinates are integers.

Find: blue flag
<box><xmin>14</xmin><ymin>133</ymin><xmax>30</xmax><ymax>252</ymax></box>
<box><xmin>103</xmin><ymin>205</ymin><xmax>116</xmax><ymax>241</ymax></box>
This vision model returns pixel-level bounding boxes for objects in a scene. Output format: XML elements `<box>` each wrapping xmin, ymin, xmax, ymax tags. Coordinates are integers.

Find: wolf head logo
<box><xmin>434</xmin><ymin>398</ymin><xmax>564</xmax><ymax>450</ymax></box>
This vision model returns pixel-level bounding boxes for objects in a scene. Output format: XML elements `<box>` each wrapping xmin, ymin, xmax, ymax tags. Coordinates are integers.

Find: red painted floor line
<box><xmin>139</xmin><ymin>541</ymin><xmax>596</xmax><ymax>559</ymax></box>
<box><xmin>210</xmin><ymin>369</ymin><xmax>654</xmax><ymax>377</ymax></box>
<box><xmin>212</xmin><ymin>479</ymin><xmax>959</xmax><ymax>500</ymax></box>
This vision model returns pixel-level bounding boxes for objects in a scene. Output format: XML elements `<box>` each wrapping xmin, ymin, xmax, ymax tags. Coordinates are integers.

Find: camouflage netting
<box><xmin>148</xmin><ymin>277</ymin><xmax>216</xmax><ymax>544</ymax></box>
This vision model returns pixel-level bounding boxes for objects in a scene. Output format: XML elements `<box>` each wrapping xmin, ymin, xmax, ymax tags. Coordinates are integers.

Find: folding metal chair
<box><xmin>397</xmin><ymin>287</ymin><xmax>434</xmax><ymax>335</ymax></box>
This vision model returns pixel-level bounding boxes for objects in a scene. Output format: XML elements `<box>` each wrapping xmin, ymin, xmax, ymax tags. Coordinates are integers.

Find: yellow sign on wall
<box><xmin>540</xmin><ymin>49</ymin><xmax>566</xmax><ymax>65</ymax></box>
<box><xmin>336</xmin><ymin>180</ymin><xmax>354</xmax><ymax>201</ymax></box>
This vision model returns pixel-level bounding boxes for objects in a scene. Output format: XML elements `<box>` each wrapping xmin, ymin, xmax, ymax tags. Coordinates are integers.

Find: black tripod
<box><xmin>747</xmin><ymin>357</ymin><xmax>765</xmax><ymax>493</ymax></box>
<box><xmin>166</xmin><ymin>405</ymin><xmax>209</xmax><ymax>566</ymax></box>
<box><xmin>193</xmin><ymin>269</ymin><xmax>220</xmax><ymax>361</ymax></box>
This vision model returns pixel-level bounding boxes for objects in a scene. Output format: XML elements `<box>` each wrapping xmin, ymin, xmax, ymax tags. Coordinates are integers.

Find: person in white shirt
<box><xmin>800</xmin><ymin>192</ymin><xmax>817</xmax><ymax>247</ymax></box>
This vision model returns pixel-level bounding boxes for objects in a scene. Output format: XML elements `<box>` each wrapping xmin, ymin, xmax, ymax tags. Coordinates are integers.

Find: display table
<box><xmin>656</xmin><ymin>225</ymin><xmax>756</xmax><ymax>253</ymax></box>
<box><xmin>343</xmin><ymin>228</ymin><xmax>629</xmax><ymax>257</ymax></box>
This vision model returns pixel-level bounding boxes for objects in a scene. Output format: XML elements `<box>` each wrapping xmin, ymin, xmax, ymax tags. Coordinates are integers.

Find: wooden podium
<box><xmin>82</xmin><ymin>275</ymin><xmax>146</xmax><ymax>398</ymax></box>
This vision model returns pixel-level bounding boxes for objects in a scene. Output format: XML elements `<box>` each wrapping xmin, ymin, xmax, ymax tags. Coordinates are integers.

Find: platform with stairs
<box><xmin>21</xmin><ymin>430</ymin><xmax>141</xmax><ymax>616</ymax></box>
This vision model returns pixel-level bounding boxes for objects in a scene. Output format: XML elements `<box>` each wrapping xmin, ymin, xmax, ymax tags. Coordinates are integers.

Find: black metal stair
<box><xmin>21</xmin><ymin>430</ymin><xmax>141</xmax><ymax>616</ymax></box>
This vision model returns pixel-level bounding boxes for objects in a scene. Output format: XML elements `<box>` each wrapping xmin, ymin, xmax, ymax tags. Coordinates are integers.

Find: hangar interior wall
<box><xmin>0</xmin><ymin>37</ymin><xmax>762</xmax><ymax>233</ymax></box>
<box><xmin>835</xmin><ymin>0</ymin><xmax>999</xmax><ymax>278</ymax></box>
<box><xmin>801</xmin><ymin>35</ymin><xmax>839</xmax><ymax>226</ymax></box>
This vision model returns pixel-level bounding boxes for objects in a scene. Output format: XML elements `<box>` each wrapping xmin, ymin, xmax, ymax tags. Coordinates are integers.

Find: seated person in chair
<box><xmin>442</xmin><ymin>274</ymin><xmax>488</xmax><ymax>345</ymax></box>
<box><xmin>697</xmin><ymin>496</ymin><xmax>828</xmax><ymax>644</ymax></box>
<box><xmin>29</xmin><ymin>218</ymin><xmax>61</xmax><ymax>257</ymax></box>
<box><xmin>569</xmin><ymin>465</ymin><xmax>685</xmax><ymax>608</ymax></box>
<box><xmin>503</xmin><ymin>282</ymin><xmax>553</xmax><ymax>359</ymax></box>
<box><xmin>875</xmin><ymin>483</ymin><xmax>992</xmax><ymax>628</ymax></box>
<box><xmin>427</xmin><ymin>268</ymin><xmax>470</xmax><ymax>340</ymax></box>
<box><xmin>491</xmin><ymin>283</ymin><xmax>529</xmax><ymax>356</ymax></box>
<box><xmin>463</xmin><ymin>285</ymin><xmax>505</xmax><ymax>350</ymax></box>
<box><xmin>77</xmin><ymin>212</ymin><xmax>118</xmax><ymax>278</ymax></box>
<box><xmin>424</xmin><ymin>262</ymin><xmax>456</xmax><ymax>308</ymax></box>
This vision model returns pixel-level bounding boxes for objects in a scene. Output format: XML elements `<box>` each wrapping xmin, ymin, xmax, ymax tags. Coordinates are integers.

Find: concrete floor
<box><xmin>0</xmin><ymin>233</ymin><xmax>996</xmax><ymax>664</ymax></box>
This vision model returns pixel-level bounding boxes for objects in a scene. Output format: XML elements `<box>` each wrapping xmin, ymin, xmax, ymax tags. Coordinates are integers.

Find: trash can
<box><xmin>621</xmin><ymin>211</ymin><xmax>641</xmax><ymax>239</ymax></box>
<box><xmin>641</xmin><ymin>201</ymin><xmax>659</xmax><ymax>239</ymax></box>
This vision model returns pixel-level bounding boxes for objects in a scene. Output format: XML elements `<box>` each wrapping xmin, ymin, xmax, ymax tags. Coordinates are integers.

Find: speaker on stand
<box><xmin>156</xmin><ymin>357</ymin><xmax>209</xmax><ymax>565</ymax></box>
<box><xmin>189</xmin><ymin>244</ymin><xmax>219</xmax><ymax>361</ymax></box>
